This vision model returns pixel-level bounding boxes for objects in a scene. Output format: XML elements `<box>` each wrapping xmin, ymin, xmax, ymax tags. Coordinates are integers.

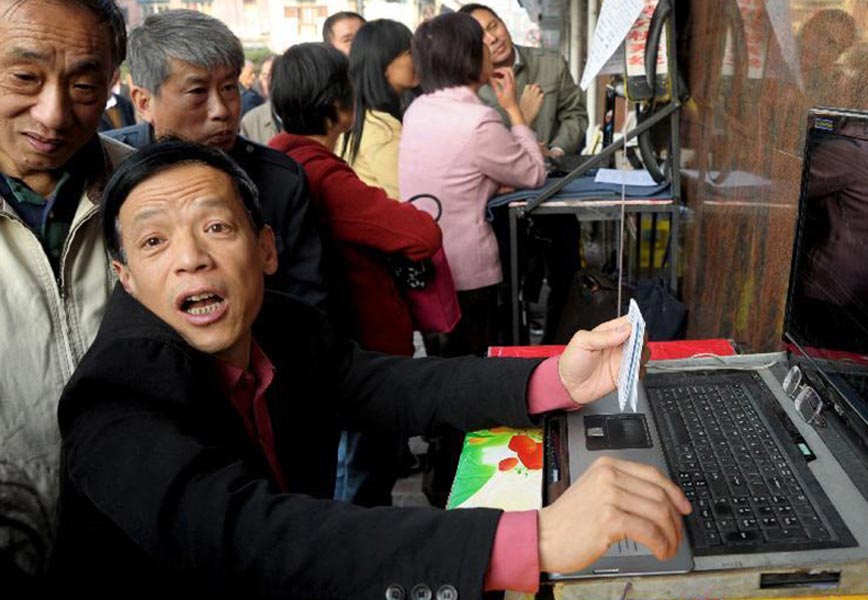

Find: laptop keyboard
<box><xmin>647</xmin><ymin>375</ymin><xmax>836</xmax><ymax>556</ymax></box>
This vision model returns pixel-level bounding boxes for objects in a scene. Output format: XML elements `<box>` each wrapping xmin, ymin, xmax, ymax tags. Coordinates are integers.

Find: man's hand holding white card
<box><xmin>557</xmin><ymin>310</ymin><xmax>647</xmax><ymax>408</ymax></box>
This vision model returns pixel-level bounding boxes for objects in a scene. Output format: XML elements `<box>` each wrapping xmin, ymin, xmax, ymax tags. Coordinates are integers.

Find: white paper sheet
<box><xmin>580</xmin><ymin>0</ymin><xmax>645</xmax><ymax>90</ymax></box>
<box><xmin>595</xmin><ymin>168</ymin><xmax>658</xmax><ymax>187</ymax></box>
<box><xmin>618</xmin><ymin>299</ymin><xmax>645</xmax><ymax>413</ymax></box>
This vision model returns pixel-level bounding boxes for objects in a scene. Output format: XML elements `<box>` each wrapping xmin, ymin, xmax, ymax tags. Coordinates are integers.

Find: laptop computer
<box><xmin>543</xmin><ymin>107</ymin><xmax>868</xmax><ymax>591</ymax></box>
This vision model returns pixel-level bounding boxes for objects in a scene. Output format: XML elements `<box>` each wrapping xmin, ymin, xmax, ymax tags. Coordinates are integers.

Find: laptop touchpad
<box><xmin>584</xmin><ymin>414</ymin><xmax>653</xmax><ymax>450</ymax></box>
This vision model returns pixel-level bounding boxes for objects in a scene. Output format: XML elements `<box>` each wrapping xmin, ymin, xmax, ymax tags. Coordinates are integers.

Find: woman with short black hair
<box><xmin>411</xmin><ymin>12</ymin><xmax>487</xmax><ymax>94</ymax></box>
<box><xmin>342</xmin><ymin>19</ymin><xmax>417</xmax><ymax>199</ymax></box>
<box><xmin>270</xmin><ymin>44</ymin><xmax>354</xmax><ymax>138</ymax></box>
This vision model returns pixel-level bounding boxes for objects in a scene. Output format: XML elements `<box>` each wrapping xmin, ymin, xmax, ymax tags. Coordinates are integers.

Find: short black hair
<box><xmin>322</xmin><ymin>11</ymin><xmax>365</xmax><ymax>43</ymax></box>
<box><xmin>270</xmin><ymin>43</ymin><xmax>354</xmax><ymax>137</ymax></box>
<box><xmin>102</xmin><ymin>140</ymin><xmax>264</xmax><ymax>262</ymax></box>
<box><xmin>457</xmin><ymin>3</ymin><xmax>501</xmax><ymax>20</ymax></box>
<box><xmin>412</xmin><ymin>13</ymin><xmax>485</xmax><ymax>93</ymax></box>
<box><xmin>71</xmin><ymin>0</ymin><xmax>128</xmax><ymax>69</ymax></box>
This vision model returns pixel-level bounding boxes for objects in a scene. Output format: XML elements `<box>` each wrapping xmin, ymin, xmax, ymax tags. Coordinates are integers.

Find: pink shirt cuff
<box><xmin>527</xmin><ymin>356</ymin><xmax>576</xmax><ymax>414</ymax></box>
<box><xmin>482</xmin><ymin>358</ymin><xmax>573</xmax><ymax>591</ymax></box>
<box><xmin>484</xmin><ymin>510</ymin><xmax>540</xmax><ymax>592</ymax></box>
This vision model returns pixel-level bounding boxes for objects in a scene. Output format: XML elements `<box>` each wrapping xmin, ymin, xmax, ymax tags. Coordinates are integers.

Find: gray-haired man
<box><xmin>105</xmin><ymin>9</ymin><xmax>326</xmax><ymax>308</ymax></box>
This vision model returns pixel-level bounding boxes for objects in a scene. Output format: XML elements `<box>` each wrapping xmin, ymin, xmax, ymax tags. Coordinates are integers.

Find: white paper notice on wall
<box><xmin>580</xmin><ymin>0</ymin><xmax>645</xmax><ymax>90</ymax></box>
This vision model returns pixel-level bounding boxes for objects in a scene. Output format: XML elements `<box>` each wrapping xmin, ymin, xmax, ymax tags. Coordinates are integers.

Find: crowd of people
<box><xmin>0</xmin><ymin>0</ymin><xmax>689</xmax><ymax>596</ymax></box>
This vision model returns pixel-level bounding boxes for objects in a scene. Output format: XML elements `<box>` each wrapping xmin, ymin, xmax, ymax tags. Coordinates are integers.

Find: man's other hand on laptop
<box><xmin>538</xmin><ymin>456</ymin><xmax>692</xmax><ymax>572</ymax></box>
<box><xmin>557</xmin><ymin>316</ymin><xmax>650</xmax><ymax>406</ymax></box>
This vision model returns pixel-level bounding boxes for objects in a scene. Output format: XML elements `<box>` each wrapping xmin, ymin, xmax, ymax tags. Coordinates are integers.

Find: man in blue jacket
<box><xmin>105</xmin><ymin>9</ymin><xmax>326</xmax><ymax>308</ymax></box>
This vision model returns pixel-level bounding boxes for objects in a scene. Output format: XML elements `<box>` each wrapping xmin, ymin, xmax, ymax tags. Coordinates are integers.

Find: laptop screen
<box><xmin>784</xmin><ymin>107</ymin><xmax>868</xmax><ymax>440</ymax></box>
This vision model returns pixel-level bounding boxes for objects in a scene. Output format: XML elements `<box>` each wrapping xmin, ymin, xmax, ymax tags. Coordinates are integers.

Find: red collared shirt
<box><xmin>215</xmin><ymin>342</ymin><xmax>288</xmax><ymax>492</ymax></box>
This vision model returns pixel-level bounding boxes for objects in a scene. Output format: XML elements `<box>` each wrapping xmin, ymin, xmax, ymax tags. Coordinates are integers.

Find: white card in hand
<box><xmin>617</xmin><ymin>299</ymin><xmax>646</xmax><ymax>413</ymax></box>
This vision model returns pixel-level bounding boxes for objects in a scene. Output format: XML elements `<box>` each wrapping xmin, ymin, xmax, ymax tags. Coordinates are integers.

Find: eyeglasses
<box><xmin>782</xmin><ymin>365</ymin><xmax>825</xmax><ymax>427</ymax></box>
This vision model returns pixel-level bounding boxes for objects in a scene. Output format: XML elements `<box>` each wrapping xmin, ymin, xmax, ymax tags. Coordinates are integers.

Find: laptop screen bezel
<box><xmin>782</xmin><ymin>106</ymin><xmax>868</xmax><ymax>446</ymax></box>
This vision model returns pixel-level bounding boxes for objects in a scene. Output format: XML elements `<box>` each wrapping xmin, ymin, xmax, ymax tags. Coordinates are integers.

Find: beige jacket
<box><xmin>346</xmin><ymin>110</ymin><xmax>402</xmax><ymax>199</ymax></box>
<box><xmin>240</xmin><ymin>100</ymin><xmax>278</xmax><ymax>146</ymax></box>
<box><xmin>0</xmin><ymin>135</ymin><xmax>131</xmax><ymax>571</ymax></box>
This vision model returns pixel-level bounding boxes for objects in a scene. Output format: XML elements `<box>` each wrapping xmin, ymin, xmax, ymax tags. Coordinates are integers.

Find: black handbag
<box><xmin>553</xmin><ymin>270</ymin><xmax>632</xmax><ymax>343</ymax></box>
<box><xmin>388</xmin><ymin>194</ymin><xmax>442</xmax><ymax>290</ymax></box>
<box><xmin>634</xmin><ymin>277</ymin><xmax>687</xmax><ymax>341</ymax></box>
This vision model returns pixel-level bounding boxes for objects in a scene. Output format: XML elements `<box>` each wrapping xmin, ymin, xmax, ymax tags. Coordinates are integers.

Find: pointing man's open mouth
<box><xmin>176</xmin><ymin>289</ymin><xmax>228</xmax><ymax>325</ymax></box>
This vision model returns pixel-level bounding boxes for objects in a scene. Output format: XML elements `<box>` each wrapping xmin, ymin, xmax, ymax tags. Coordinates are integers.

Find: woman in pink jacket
<box><xmin>400</xmin><ymin>12</ymin><xmax>546</xmax><ymax>508</ymax></box>
<box><xmin>399</xmin><ymin>12</ymin><xmax>546</xmax><ymax>357</ymax></box>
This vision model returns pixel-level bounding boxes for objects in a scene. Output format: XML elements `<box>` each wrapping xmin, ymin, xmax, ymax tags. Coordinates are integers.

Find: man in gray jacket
<box><xmin>460</xmin><ymin>3</ymin><xmax>588</xmax><ymax>157</ymax></box>
<box><xmin>0</xmin><ymin>0</ymin><xmax>131</xmax><ymax>583</ymax></box>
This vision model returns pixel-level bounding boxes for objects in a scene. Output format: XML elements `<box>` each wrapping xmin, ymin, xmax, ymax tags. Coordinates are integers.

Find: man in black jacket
<box><xmin>52</xmin><ymin>141</ymin><xmax>690</xmax><ymax>598</ymax></box>
<box><xmin>105</xmin><ymin>9</ymin><xmax>326</xmax><ymax>308</ymax></box>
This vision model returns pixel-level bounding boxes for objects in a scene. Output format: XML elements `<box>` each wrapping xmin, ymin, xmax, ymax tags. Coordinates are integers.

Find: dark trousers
<box><xmin>423</xmin><ymin>285</ymin><xmax>498</xmax><ymax>358</ymax></box>
<box><xmin>491</xmin><ymin>208</ymin><xmax>582</xmax><ymax>344</ymax></box>
<box><xmin>335</xmin><ymin>430</ymin><xmax>406</xmax><ymax>507</ymax></box>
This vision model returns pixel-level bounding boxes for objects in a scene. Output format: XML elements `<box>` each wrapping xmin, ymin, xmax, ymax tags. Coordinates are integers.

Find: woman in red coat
<box><xmin>268</xmin><ymin>44</ymin><xmax>441</xmax><ymax>358</ymax></box>
<box><xmin>268</xmin><ymin>43</ymin><xmax>441</xmax><ymax>508</ymax></box>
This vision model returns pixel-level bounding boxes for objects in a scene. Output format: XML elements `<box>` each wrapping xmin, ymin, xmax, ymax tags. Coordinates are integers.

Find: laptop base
<box><xmin>551</xmin><ymin>558</ymin><xmax>868</xmax><ymax>600</ymax></box>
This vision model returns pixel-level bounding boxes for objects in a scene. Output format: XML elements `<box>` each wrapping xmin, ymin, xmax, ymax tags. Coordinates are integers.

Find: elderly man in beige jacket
<box><xmin>0</xmin><ymin>0</ymin><xmax>132</xmax><ymax>582</ymax></box>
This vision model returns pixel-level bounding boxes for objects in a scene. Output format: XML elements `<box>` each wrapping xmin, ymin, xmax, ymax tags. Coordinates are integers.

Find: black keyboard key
<box><xmin>712</xmin><ymin>498</ymin><xmax>732</xmax><ymax>517</ymax></box>
<box><xmin>778</xmin><ymin>527</ymin><xmax>807</xmax><ymax>541</ymax></box>
<box><xmin>728</xmin><ymin>475</ymin><xmax>747</xmax><ymax>494</ymax></box>
<box><xmin>781</xmin><ymin>516</ymin><xmax>800</xmax><ymax>527</ymax></box>
<box><xmin>749</xmin><ymin>482</ymin><xmax>769</xmax><ymax>496</ymax></box>
<box><xmin>709</xmin><ymin>473</ymin><xmax>729</xmax><ymax>496</ymax></box>
<box><xmin>717</xmin><ymin>518</ymin><xmax>737</xmax><ymax>532</ymax></box>
<box><xmin>760</xmin><ymin>517</ymin><xmax>779</xmax><ymax>528</ymax></box>
<box><xmin>725</xmin><ymin>530</ymin><xmax>761</xmax><ymax>543</ymax></box>
<box><xmin>751</xmin><ymin>495</ymin><xmax>770</xmax><ymax>507</ymax></box>
<box><xmin>667</xmin><ymin>412</ymin><xmax>691</xmax><ymax>446</ymax></box>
